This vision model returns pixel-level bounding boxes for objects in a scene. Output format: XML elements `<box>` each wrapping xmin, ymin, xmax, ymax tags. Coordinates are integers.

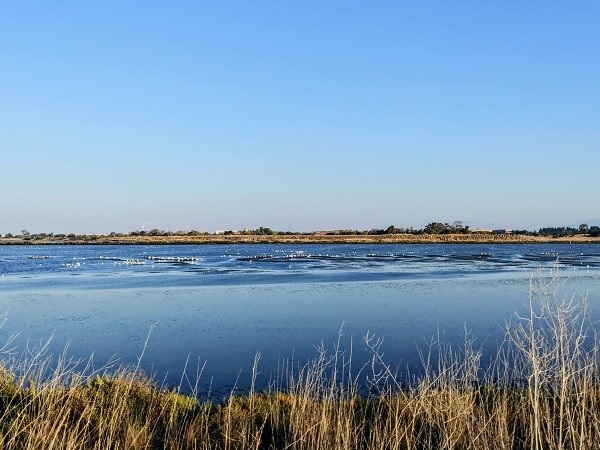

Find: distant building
<box><xmin>215</xmin><ymin>230</ymin><xmax>238</xmax><ymax>235</ymax></box>
<box><xmin>492</xmin><ymin>229</ymin><xmax>512</xmax><ymax>235</ymax></box>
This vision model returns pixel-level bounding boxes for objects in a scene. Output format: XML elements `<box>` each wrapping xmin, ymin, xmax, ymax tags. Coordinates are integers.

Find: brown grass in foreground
<box><xmin>0</xmin><ymin>271</ymin><xmax>598</xmax><ymax>449</ymax></box>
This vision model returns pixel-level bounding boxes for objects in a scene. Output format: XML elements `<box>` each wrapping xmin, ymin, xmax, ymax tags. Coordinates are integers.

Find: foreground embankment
<box><xmin>2</xmin><ymin>364</ymin><xmax>598</xmax><ymax>450</ymax></box>
<box><xmin>0</xmin><ymin>274</ymin><xmax>598</xmax><ymax>449</ymax></box>
<box><xmin>2</xmin><ymin>233</ymin><xmax>600</xmax><ymax>245</ymax></box>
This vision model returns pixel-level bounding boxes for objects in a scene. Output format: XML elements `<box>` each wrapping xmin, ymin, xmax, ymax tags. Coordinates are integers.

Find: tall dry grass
<box><xmin>0</xmin><ymin>270</ymin><xmax>598</xmax><ymax>449</ymax></box>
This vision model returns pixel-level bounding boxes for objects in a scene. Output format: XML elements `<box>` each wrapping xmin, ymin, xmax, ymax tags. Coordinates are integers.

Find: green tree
<box><xmin>424</xmin><ymin>222</ymin><xmax>449</xmax><ymax>234</ymax></box>
<box><xmin>255</xmin><ymin>227</ymin><xmax>274</xmax><ymax>235</ymax></box>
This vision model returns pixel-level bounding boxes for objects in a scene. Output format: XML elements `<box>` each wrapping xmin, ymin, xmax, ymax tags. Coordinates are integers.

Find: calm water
<box><xmin>0</xmin><ymin>243</ymin><xmax>599</xmax><ymax>396</ymax></box>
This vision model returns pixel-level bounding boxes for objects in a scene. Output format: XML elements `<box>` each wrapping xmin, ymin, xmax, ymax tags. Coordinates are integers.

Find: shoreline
<box><xmin>1</xmin><ymin>233</ymin><xmax>599</xmax><ymax>245</ymax></box>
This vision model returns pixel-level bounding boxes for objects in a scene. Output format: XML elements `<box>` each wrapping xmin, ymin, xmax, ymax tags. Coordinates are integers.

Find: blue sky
<box><xmin>1</xmin><ymin>2</ymin><xmax>599</xmax><ymax>234</ymax></box>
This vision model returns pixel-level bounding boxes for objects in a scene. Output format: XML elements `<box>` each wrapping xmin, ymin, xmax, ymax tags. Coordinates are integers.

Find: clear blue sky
<box><xmin>2</xmin><ymin>2</ymin><xmax>599</xmax><ymax>234</ymax></box>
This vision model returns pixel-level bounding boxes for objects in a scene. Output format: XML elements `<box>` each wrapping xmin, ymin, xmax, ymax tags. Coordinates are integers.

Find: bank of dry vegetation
<box><xmin>2</xmin><ymin>233</ymin><xmax>600</xmax><ymax>245</ymax></box>
<box><xmin>0</xmin><ymin>272</ymin><xmax>598</xmax><ymax>449</ymax></box>
<box><xmin>3</xmin><ymin>222</ymin><xmax>600</xmax><ymax>245</ymax></box>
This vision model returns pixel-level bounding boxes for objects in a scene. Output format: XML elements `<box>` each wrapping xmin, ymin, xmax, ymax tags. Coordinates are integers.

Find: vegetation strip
<box><xmin>2</xmin><ymin>233</ymin><xmax>600</xmax><ymax>245</ymax></box>
<box><xmin>3</xmin><ymin>222</ymin><xmax>599</xmax><ymax>245</ymax></box>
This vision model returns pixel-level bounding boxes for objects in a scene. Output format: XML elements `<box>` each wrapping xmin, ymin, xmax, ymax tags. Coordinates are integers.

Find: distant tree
<box><xmin>512</xmin><ymin>229</ymin><xmax>534</xmax><ymax>236</ymax></box>
<box><xmin>384</xmin><ymin>225</ymin><xmax>405</xmax><ymax>234</ymax></box>
<box><xmin>254</xmin><ymin>227</ymin><xmax>274</xmax><ymax>235</ymax></box>
<box><xmin>450</xmin><ymin>221</ymin><xmax>471</xmax><ymax>234</ymax></box>
<box><xmin>148</xmin><ymin>228</ymin><xmax>167</xmax><ymax>236</ymax></box>
<box><xmin>424</xmin><ymin>221</ymin><xmax>470</xmax><ymax>234</ymax></box>
<box><xmin>589</xmin><ymin>226</ymin><xmax>600</xmax><ymax>237</ymax></box>
<box><xmin>21</xmin><ymin>229</ymin><xmax>30</xmax><ymax>237</ymax></box>
<box><xmin>579</xmin><ymin>224</ymin><xmax>590</xmax><ymax>234</ymax></box>
<box><xmin>538</xmin><ymin>227</ymin><xmax>578</xmax><ymax>237</ymax></box>
<box><xmin>424</xmin><ymin>222</ymin><xmax>450</xmax><ymax>234</ymax></box>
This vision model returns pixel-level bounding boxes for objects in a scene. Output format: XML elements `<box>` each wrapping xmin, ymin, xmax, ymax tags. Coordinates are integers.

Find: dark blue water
<box><xmin>1</xmin><ymin>243</ymin><xmax>599</xmax><ymax>289</ymax></box>
<box><xmin>0</xmin><ymin>243</ymin><xmax>599</xmax><ymax>397</ymax></box>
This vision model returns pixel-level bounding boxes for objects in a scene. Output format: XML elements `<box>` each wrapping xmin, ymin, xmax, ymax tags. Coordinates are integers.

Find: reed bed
<box><xmin>0</xmin><ymin>271</ymin><xmax>598</xmax><ymax>449</ymax></box>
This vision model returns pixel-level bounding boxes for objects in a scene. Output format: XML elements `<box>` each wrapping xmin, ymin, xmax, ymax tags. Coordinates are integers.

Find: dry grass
<box><xmin>3</xmin><ymin>233</ymin><xmax>600</xmax><ymax>245</ymax></box>
<box><xmin>0</xmin><ymin>271</ymin><xmax>598</xmax><ymax>449</ymax></box>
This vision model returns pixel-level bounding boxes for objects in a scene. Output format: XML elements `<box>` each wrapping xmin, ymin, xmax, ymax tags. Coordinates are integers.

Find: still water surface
<box><xmin>0</xmin><ymin>243</ymin><xmax>599</xmax><ymax>396</ymax></box>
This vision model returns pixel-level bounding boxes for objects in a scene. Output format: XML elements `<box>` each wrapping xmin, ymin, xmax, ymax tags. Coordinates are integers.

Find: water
<box><xmin>2</xmin><ymin>243</ymin><xmax>600</xmax><ymax>288</ymax></box>
<box><xmin>0</xmin><ymin>243</ymin><xmax>599</xmax><ymax>396</ymax></box>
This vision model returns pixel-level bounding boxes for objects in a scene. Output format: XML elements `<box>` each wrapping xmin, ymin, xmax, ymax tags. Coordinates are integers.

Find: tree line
<box><xmin>3</xmin><ymin>222</ymin><xmax>600</xmax><ymax>240</ymax></box>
